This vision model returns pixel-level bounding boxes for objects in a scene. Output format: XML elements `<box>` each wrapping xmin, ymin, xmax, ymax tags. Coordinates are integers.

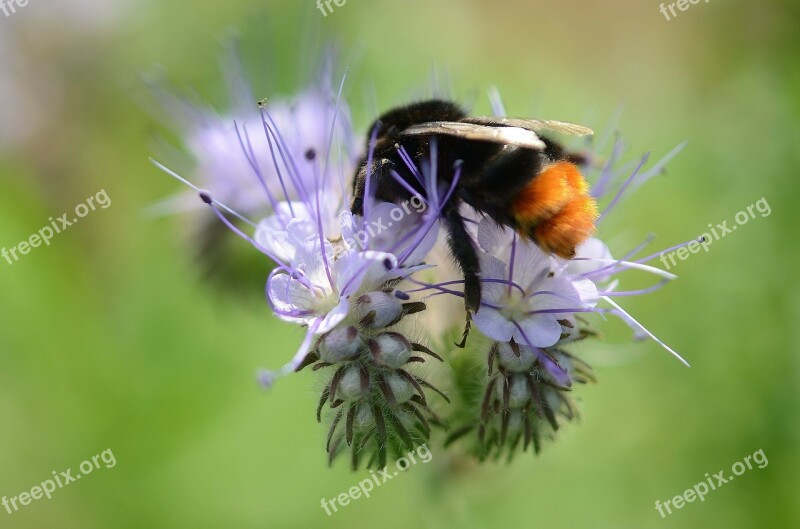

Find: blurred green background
<box><xmin>0</xmin><ymin>0</ymin><xmax>798</xmax><ymax>527</ymax></box>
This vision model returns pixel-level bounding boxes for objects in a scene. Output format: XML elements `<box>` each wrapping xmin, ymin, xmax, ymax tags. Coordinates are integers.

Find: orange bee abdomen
<box><xmin>511</xmin><ymin>161</ymin><xmax>599</xmax><ymax>259</ymax></box>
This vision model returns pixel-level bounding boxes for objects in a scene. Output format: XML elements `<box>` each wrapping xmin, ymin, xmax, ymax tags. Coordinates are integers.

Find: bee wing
<box><xmin>400</xmin><ymin>121</ymin><xmax>546</xmax><ymax>150</ymax></box>
<box><xmin>463</xmin><ymin>117</ymin><xmax>594</xmax><ymax>137</ymax></box>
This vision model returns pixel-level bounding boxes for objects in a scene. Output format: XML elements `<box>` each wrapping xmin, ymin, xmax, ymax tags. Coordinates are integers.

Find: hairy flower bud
<box><xmin>385</xmin><ymin>372</ymin><xmax>415</xmax><ymax>404</ymax></box>
<box><xmin>507</xmin><ymin>375</ymin><xmax>532</xmax><ymax>408</ymax></box>
<box><xmin>319</xmin><ymin>326</ymin><xmax>362</xmax><ymax>363</ymax></box>
<box><xmin>496</xmin><ymin>342</ymin><xmax>537</xmax><ymax>372</ymax></box>
<box><xmin>304</xmin><ymin>299</ymin><xmax>446</xmax><ymax>469</ymax></box>
<box><xmin>354</xmin><ymin>291</ymin><xmax>404</xmax><ymax>329</ymax></box>
<box><xmin>353</xmin><ymin>402</ymin><xmax>374</xmax><ymax>432</ymax></box>
<box><xmin>338</xmin><ymin>365</ymin><xmax>370</xmax><ymax>401</ymax></box>
<box><xmin>370</xmin><ymin>332</ymin><xmax>413</xmax><ymax>368</ymax></box>
<box><xmin>446</xmin><ymin>339</ymin><xmax>594</xmax><ymax>461</ymax></box>
<box><xmin>506</xmin><ymin>409</ymin><xmax>524</xmax><ymax>438</ymax></box>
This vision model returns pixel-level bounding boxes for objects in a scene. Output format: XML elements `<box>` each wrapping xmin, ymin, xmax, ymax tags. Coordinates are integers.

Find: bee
<box><xmin>350</xmin><ymin>99</ymin><xmax>599</xmax><ymax>324</ymax></box>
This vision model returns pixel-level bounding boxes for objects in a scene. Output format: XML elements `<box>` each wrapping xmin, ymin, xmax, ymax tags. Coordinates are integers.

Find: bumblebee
<box><xmin>351</xmin><ymin>99</ymin><xmax>599</xmax><ymax>319</ymax></box>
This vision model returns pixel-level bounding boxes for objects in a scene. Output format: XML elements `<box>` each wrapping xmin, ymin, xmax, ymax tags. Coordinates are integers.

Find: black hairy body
<box><xmin>350</xmin><ymin>99</ymin><xmax>593</xmax><ymax>335</ymax></box>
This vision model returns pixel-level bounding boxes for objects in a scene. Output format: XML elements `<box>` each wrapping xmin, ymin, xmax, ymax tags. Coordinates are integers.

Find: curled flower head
<box><xmin>462</xmin><ymin>341</ymin><xmax>595</xmax><ymax>460</ymax></box>
<box><xmin>299</xmin><ymin>296</ymin><xmax>447</xmax><ymax>469</ymax></box>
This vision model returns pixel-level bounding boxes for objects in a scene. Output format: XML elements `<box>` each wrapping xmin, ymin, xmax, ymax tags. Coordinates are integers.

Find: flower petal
<box><xmin>473</xmin><ymin>307</ymin><xmax>516</xmax><ymax>342</ymax></box>
<box><xmin>477</xmin><ymin>217</ymin><xmax>514</xmax><ymax>256</ymax></box>
<box><xmin>513</xmin><ymin>314</ymin><xmax>563</xmax><ymax>348</ymax></box>
<box><xmin>317</xmin><ymin>298</ymin><xmax>350</xmax><ymax>334</ymax></box>
<box><xmin>477</xmin><ymin>255</ymin><xmax>509</xmax><ymax>304</ymax></box>
<box><xmin>511</xmin><ymin>242</ymin><xmax>553</xmax><ymax>291</ymax></box>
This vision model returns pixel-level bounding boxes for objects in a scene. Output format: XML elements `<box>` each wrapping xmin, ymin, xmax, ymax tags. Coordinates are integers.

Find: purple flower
<box><xmin>157</xmin><ymin>65</ymin><xmax>455</xmax><ymax>388</ymax></box>
<box><xmin>150</xmin><ymin>49</ymin><xmax>355</xmax><ymax>219</ymax></box>
<box><xmin>471</xmin><ymin>218</ymin><xmax>598</xmax><ymax>348</ymax></box>
<box><xmin>195</xmin><ymin>87</ymin><xmax>353</xmax><ymax>213</ymax></box>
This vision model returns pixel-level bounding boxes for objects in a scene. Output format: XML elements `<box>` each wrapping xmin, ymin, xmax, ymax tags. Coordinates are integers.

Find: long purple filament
<box><xmin>259</xmin><ymin>111</ymin><xmax>296</xmax><ymax>217</ymax></box>
<box><xmin>597</xmin><ymin>152</ymin><xmax>650</xmax><ymax>224</ymax></box>
<box><xmin>234</xmin><ymin>121</ymin><xmax>284</xmax><ymax>219</ymax></box>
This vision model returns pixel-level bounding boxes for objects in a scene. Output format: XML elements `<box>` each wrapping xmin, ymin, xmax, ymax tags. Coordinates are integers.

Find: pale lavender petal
<box><xmin>513</xmin><ymin>314</ymin><xmax>562</xmax><ymax>348</ymax></box>
<box><xmin>477</xmin><ymin>217</ymin><xmax>513</xmax><ymax>256</ymax></box>
<box><xmin>512</xmin><ymin>243</ymin><xmax>553</xmax><ymax>291</ymax></box>
<box><xmin>317</xmin><ymin>299</ymin><xmax>350</xmax><ymax>334</ymax></box>
<box><xmin>473</xmin><ymin>307</ymin><xmax>516</xmax><ymax>342</ymax></box>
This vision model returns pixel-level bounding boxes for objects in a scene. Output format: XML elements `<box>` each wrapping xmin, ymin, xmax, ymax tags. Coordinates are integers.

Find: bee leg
<box><xmin>350</xmin><ymin>164</ymin><xmax>367</xmax><ymax>215</ymax></box>
<box><xmin>442</xmin><ymin>203</ymin><xmax>482</xmax><ymax>314</ymax></box>
<box><xmin>455</xmin><ymin>311</ymin><xmax>472</xmax><ymax>349</ymax></box>
<box><xmin>351</xmin><ymin>159</ymin><xmax>403</xmax><ymax>216</ymax></box>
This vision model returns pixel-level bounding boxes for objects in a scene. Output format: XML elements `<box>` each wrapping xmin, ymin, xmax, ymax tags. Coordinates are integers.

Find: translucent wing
<box><xmin>400</xmin><ymin>121</ymin><xmax>546</xmax><ymax>150</ymax></box>
<box><xmin>463</xmin><ymin>117</ymin><xmax>594</xmax><ymax>137</ymax></box>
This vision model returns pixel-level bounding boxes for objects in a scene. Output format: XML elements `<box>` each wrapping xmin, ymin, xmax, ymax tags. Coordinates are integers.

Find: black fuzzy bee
<box><xmin>351</xmin><ymin>100</ymin><xmax>598</xmax><ymax>328</ymax></box>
